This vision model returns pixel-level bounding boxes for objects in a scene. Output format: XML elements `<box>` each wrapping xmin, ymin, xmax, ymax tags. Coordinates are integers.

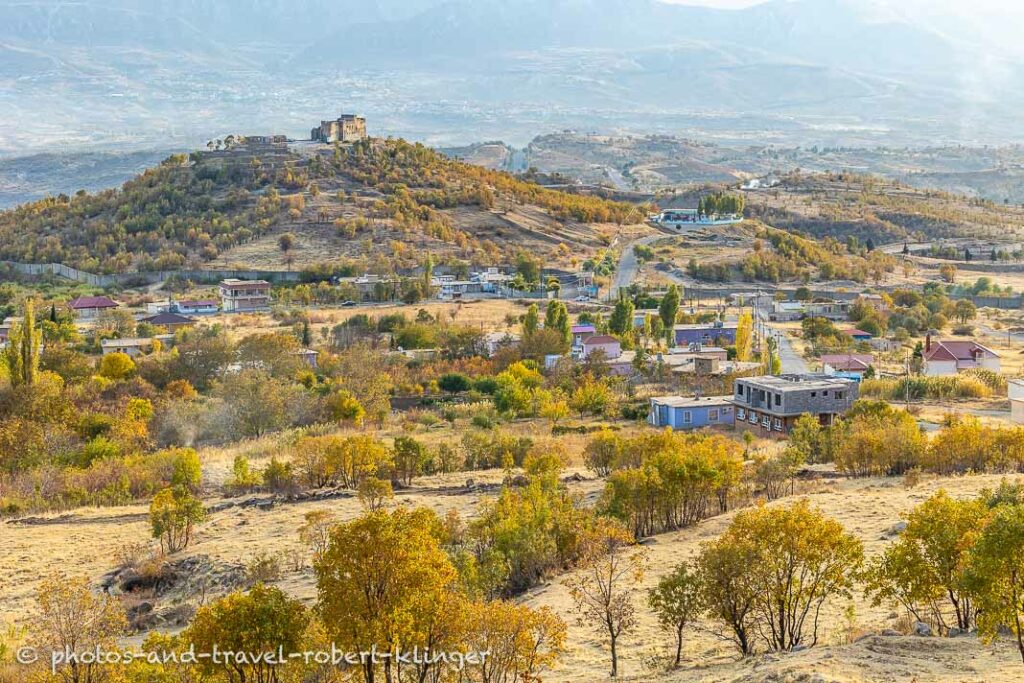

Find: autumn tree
<box><xmin>734</xmin><ymin>311</ymin><xmax>753</xmax><ymax>362</ymax></box>
<box><xmin>298</xmin><ymin>510</ymin><xmax>336</xmax><ymax>561</ymax></box>
<box><xmin>186</xmin><ymin>584</ymin><xmax>310</xmax><ymax>683</ymax></box>
<box><xmin>29</xmin><ymin>574</ymin><xmax>127</xmax><ymax>683</ymax></box>
<box><xmin>965</xmin><ymin>502</ymin><xmax>1024</xmax><ymax>662</ymax></box>
<box><xmin>953</xmin><ymin>298</ymin><xmax>977</xmax><ymax>325</ymax></box>
<box><xmin>569</xmin><ymin>374</ymin><xmax>612</xmax><ymax>418</ymax></box>
<box><xmin>463</xmin><ymin>601</ymin><xmax>567</xmax><ymax>683</ymax></box>
<box><xmin>98</xmin><ymin>351</ymin><xmax>136</xmax><ymax>381</ymax></box>
<box><xmin>698</xmin><ymin>500</ymin><xmax>862</xmax><ymax>653</ymax></box>
<box><xmin>567</xmin><ymin>522</ymin><xmax>646</xmax><ymax>678</ymax></box>
<box><xmin>866</xmin><ymin>490</ymin><xmax>986</xmax><ymax>633</ymax></box>
<box><xmin>357</xmin><ymin>477</ymin><xmax>394</xmax><ymax>511</ymax></box>
<box><xmin>315</xmin><ymin>508</ymin><xmax>459</xmax><ymax>683</ymax></box>
<box><xmin>150</xmin><ymin>485</ymin><xmax>205</xmax><ymax>553</ymax></box>
<box><xmin>649</xmin><ymin>561</ymin><xmax>705</xmax><ymax>668</ymax></box>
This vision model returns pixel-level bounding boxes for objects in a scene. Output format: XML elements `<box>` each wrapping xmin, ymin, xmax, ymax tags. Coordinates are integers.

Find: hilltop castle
<box><xmin>311</xmin><ymin>114</ymin><xmax>367</xmax><ymax>143</ymax></box>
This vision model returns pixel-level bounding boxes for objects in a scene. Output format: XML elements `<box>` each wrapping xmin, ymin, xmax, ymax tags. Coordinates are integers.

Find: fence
<box><xmin>0</xmin><ymin>262</ymin><xmax>302</xmax><ymax>287</ymax></box>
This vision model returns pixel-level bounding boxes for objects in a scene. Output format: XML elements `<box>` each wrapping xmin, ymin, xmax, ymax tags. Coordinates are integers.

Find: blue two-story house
<box><xmin>648</xmin><ymin>395</ymin><xmax>734</xmax><ymax>430</ymax></box>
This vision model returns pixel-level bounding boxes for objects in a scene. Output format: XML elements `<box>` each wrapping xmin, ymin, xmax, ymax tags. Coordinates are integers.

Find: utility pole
<box><xmin>905</xmin><ymin>348</ymin><xmax>911</xmax><ymax>412</ymax></box>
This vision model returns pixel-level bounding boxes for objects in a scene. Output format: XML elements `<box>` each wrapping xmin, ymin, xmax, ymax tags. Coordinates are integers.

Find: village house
<box><xmin>219</xmin><ymin>279</ymin><xmax>271</xmax><ymax>312</ymax></box>
<box><xmin>922</xmin><ymin>337</ymin><xmax>1001</xmax><ymax>376</ymax></box>
<box><xmin>67</xmin><ymin>295</ymin><xmax>118</xmax><ymax>320</ymax></box>
<box><xmin>139</xmin><ymin>312</ymin><xmax>195</xmax><ymax>332</ymax></box>
<box><xmin>820</xmin><ymin>353</ymin><xmax>874</xmax><ymax>381</ymax></box>
<box><xmin>101</xmin><ymin>335</ymin><xmax>174</xmax><ymax>357</ymax></box>
<box><xmin>843</xmin><ymin>328</ymin><xmax>873</xmax><ymax>341</ymax></box>
<box><xmin>146</xmin><ymin>299</ymin><xmax>219</xmax><ymax>316</ymax></box>
<box><xmin>769</xmin><ymin>299</ymin><xmax>850</xmax><ymax>322</ymax></box>
<box><xmin>731</xmin><ymin>373</ymin><xmax>858</xmax><ymax>437</ymax></box>
<box><xmin>571</xmin><ymin>324</ymin><xmax>596</xmax><ymax>346</ymax></box>
<box><xmin>311</xmin><ymin>114</ymin><xmax>367</xmax><ymax>143</ymax></box>
<box><xmin>484</xmin><ymin>331</ymin><xmax>520</xmax><ymax>357</ymax></box>
<box><xmin>648</xmin><ymin>395</ymin><xmax>734</xmax><ymax>430</ymax></box>
<box><xmin>674</xmin><ymin>321</ymin><xmax>737</xmax><ymax>346</ymax></box>
<box><xmin>577</xmin><ymin>334</ymin><xmax>622</xmax><ymax>361</ymax></box>
<box><xmin>857</xmin><ymin>293</ymin><xmax>889</xmax><ymax>312</ymax></box>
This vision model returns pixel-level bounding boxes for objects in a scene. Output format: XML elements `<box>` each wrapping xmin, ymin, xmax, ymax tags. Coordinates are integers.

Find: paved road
<box><xmin>612</xmin><ymin>233</ymin><xmax>664</xmax><ymax>296</ymax></box>
<box><xmin>757</xmin><ymin>310</ymin><xmax>809</xmax><ymax>374</ymax></box>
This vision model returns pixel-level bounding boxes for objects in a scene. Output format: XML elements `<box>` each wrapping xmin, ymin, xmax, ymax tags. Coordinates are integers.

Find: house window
<box><xmin>823</xmin><ymin>390</ymin><xmax>829</xmax><ymax>397</ymax></box>
<box><xmin>775</xmin><ymin>393</ymin><xmax>781</xmax><ymax>406</ymax></box>
<box><xmin>737</xmin><ymin>408</ymin><xmax>745</xmax><ymax>420</ymax></box>
<box><xmin>709</xmin><ymin>409</ymin><xmax>719</xmax><ymax>421</ymax></box>
<box><xmin>749</xmin><ymin>411</ymin><xmax>758</xmax><ymax>424</ymax></box>
<box><xmin>774</xmin><ymin>418</ymin><xmax>782</xmax><ymax>431</ymax></box>
<box><xmin>683</xmin><ymin>411</ymin><xmax>692</xmax><ymax>424</ymax></box>
<box><xmin>810</xmin><ymin>391</ymin><xmax>817</xmax><ymax>397</ymax></box>
<box><xmin>836</xmin><ymin>391</ymin><xmax>844</xmax><ymax>400</ymax></box>
<box><xmin>736</xmin><ymin>385</ymin><xmax>743</xmax><ymax>397</ymax></box>
<box><xmin>761</xmin><ymin>415</ymin><xmax>770</xmax><ymax>428</ymax></box>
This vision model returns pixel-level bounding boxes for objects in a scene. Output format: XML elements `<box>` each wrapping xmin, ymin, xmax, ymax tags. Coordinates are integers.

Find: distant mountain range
<box><xmin>2</xmin><ymin>0</ymin><xmax>1023</xmax><ymax>155</ymax></box>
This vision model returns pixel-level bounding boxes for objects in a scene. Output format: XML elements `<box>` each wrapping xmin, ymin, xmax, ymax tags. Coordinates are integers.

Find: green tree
<box><xmin>965</xmin><ymin>503</ymin><xmax>1024</xmax><ymax>662</ymax></box>
<box><xmin>3</xmin><ymin>300</ymin><xmax>41</xmax><ymax>387</ymax></box>
<box><xmin>150</xmin><ymin>485</ymin><xmax>205</xmax><ymax>554</ymax></box>
<box><xmin>608</xmin><ymin>293</ymin><xmax>635</xmax><ymax>337</ymax></box>
<box><xmin>544</xmin><ymin>300</ymin><xmax>572</xmax><ymax>352</ymax></box>
<box><xmin>659</xmin><ymin>285</ymin><xmax>680</xmax><ymax>345</ymax></box>
<box><xmin>522</xmin><ymin>303</ymin><xmax>540</xmax><ymax>337</ymax></box>
<box><xmin>649</xmin><ymin>562</ymin><xmax>705</xmax><ymax>668</ymax></box>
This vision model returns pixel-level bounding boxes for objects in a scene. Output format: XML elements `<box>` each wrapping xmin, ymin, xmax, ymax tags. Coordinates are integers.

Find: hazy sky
<box><xmin>667</xmin><ymin>0</ymin><xmax>1021</xmax><ymax>11</ymax></box>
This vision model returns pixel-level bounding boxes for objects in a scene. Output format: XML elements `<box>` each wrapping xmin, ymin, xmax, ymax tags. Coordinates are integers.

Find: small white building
<box><xmin>219</xmin><ymin>279</ymin><xmax>271</xmax><ymax>312</ymax></box>
<box><xmin>101</xmin><ymin>335</ymin><xmax>174</xmax><ymax>357</ymax></box>
<box><xmin>1010</xmin><ymin>379</ymin><xmax>1024</xmax><ymax>424</ymax></box>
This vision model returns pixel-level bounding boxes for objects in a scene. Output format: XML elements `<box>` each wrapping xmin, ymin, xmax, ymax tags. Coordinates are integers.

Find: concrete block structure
<box><xmin>731</xmin><ymin>373</ymin><xmax>858</xmax><ymax>437</ymax></box>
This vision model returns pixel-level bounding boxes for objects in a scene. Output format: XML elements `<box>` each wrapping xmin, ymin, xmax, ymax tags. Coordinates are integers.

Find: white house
<box><xmin>922</xmin><ymin>338</ymin><xmax>1001</xmax><ymax>376</ymax></box>
<box><xmin>219</xmin><ymin>279</ymin><xmax>271</xmax><ymax>312</ymax></box>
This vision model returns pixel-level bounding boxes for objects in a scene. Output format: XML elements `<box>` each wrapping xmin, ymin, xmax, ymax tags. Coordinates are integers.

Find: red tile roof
<box><xmin>141</xmin><ymin>312</ymin><xmax>195</xmax><ymax>325</ymax></box>
<box><xmin>582</xmin><ymin>334</ymin><xmax>620</xmax><ymax>346</ymax></box>
<box><xmin>924</xmin><ymin>340</ymin><xmax>999</xmax><ymax>362</ymax></box>
<box><xmin>68</xmin><ymin>295</ymin><xmax>117</xmax><ymax>309</ymax></box>
<box><xmin>820</xmin><ymin>353</ymin><xmax>874</xmax><ymax>371</ymax></box>
<box><xmin>843</xmin><ymin>328</ymin><xmax>872</xmax><ymax>337</ymax></box>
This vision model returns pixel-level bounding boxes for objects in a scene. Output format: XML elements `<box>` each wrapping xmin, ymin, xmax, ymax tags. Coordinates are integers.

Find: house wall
<box><xmin>650</xmin><ymin>402</ymin><xmax>733</xmax><ymax>430</ymax></box>
<box><xmin>584</xmin><ymin>341</ymin><xmax>621</xmax><ymax>359</ymax></box>
<box><xmin>924</xmin><ymin>360</ymin><xmax>957</xmax><ymax>376</ymax></box>
<box><xmin>1012</xmin><ymin>399</ymin><xmax>1024</xmax><ymax>425</ymax></box>
<box><xmin>674</xmin><ymin>328</ymin><xmax>737</xmax><ymax>346</ymax></box>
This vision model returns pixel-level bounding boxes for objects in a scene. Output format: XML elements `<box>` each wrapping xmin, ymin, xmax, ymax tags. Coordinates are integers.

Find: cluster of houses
<box><xmin>561</xmin><ymin>321</ymin><xmax>759</xmax><ymax>377</ymax></box>
<box><xmin>650</xmin><ymin>373</ymin><xmax>859</xmax><ymax>437</ymax></box>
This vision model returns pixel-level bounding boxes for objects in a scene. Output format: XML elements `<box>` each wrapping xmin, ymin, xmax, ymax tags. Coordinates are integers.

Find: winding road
<box><xmin>612</xmin><ymin>233</ymin><xmax>664</xmax><ymax>296</ymax></box>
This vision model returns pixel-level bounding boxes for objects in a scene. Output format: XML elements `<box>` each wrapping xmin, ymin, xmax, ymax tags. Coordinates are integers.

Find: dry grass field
<box><xmin>5</xmin><ymin>455</ymin><xmax>1024</xmax><ymax>681</ymax></box>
